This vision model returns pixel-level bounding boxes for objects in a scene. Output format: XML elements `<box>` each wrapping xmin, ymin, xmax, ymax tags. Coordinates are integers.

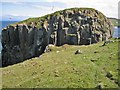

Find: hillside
<box><xmin>108</xmin><ymin>18</ymin><xmax>120</xmax><ymax>26</ymax></box>
<box><xmin>1</xmin><ymin>40</ymin><xmax>119</xmax><ymax>88</ymax></box>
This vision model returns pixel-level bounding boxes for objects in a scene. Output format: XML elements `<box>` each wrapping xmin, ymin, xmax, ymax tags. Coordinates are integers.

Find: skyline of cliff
<box><xmin>0</xmin><ymin>0</ymin><xmax>119</xmax><ymax>20</ymax></box>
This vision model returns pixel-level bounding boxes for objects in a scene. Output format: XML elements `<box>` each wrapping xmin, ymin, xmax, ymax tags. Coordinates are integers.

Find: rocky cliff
<box><xmin>1</xmin><ymin>8</ymin><xmax>113</xmax><ymax>67</ymax></box>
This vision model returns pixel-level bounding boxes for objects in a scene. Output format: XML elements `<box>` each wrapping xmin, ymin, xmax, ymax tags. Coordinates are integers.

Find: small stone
<box><xmin>75</xmin><ymin>50</ymin><xmax>82</xmax><ymax>55</ymax></box>
<box><xmin>91</xmin><ymin>59</ymin><xmax>97</xmax><ymax>62</ymax></box>
<box><xmin>95</xmin><ymin>83</ymin><xmax>103</xmax><ymax>89</ymax></box>
<box><xmin>55</xmin><ymin>74</ymin><xmax>59</xmax><ymax>77</ymax></box>
<box><xmin>106</xmin><ymin>72</ymin><xmax>113</xmax><ymax>79</ymax></box>
<box><xmin>41</xmin><ymin>71</ymin><xmax>44</xmax><ymax>74</ymax></box>
<box><xmin>54</xmin><ymin>70</ymin><xmax>59</xmax><ymax>73</ymax></box>
<box><xmin>94</xmin><ymin>51</ymin><xmax>99</xmax><ymax>53</ymax></box>
<box><xmin>73</xmin><ymin>67</ymin><xmax>76</xmax><ymax>70</ymax></box>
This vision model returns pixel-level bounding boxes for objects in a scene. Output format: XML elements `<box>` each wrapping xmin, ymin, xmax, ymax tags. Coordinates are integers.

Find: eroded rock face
<box><xmin>2</xmin><ymin>25</ymin><xmax>48</xmax><ymax>66</ymax></box>
<box><xmin>1</xmin><ymin>8</ymin><xmax>113</xmax><ymax>67</ymax></box>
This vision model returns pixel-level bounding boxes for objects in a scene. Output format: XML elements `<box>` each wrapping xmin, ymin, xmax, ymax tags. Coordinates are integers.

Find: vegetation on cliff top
<box><xmin>11</xmin><ymin>7</ymin><xmax>108</xmax><ymax>28</ymax></box>
<box><xmin>1</xmin><ymin>39</ymin><xmax>119</xmax><ymax>88</ymax></box>
<box><xmin>108</xmin><ymin>18</ymin><xmax>120</xmax><ymax>26</ymax></box>
<box><xmin>8</xmin><ymin>8</ymin><xmax>119</xmax><ymax>28</ymax></box>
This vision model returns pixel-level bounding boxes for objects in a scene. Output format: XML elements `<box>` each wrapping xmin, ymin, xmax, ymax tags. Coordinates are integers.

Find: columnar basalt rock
<box><xmin>1</xmin><ymin>8</ymin><xmax>113</xmax><ymax>66</ymax></box>
<box><xmin>2</xmin><ymin>25</ymin><xmax>48</xmax><ymax>66</ymax></box>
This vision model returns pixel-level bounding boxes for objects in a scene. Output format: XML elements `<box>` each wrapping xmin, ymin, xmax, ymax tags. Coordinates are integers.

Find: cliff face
<box><xmin>1</xmin><ymin>8</ymin><xmax>113</xmax><ymax>67</ymax></box>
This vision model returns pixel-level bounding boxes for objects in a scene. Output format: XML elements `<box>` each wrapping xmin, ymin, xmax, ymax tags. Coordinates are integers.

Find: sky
<box><xmin>0</xmin><ymin>0</ymin><xmax>119</xmax><ymax>21</ymax></box>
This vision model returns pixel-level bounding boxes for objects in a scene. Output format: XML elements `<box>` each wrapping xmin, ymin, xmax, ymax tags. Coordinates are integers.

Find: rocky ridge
<box><xmin>1</xmin><ymin>8</ymin><xmax>113</xmax><ymax>66</ymax></box>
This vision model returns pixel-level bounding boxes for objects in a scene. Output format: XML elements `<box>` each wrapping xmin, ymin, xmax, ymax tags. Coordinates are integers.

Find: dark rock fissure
<box><xmin>1</xmin><ymin>8</ymin><xmax>113</xmax><ymax>67</ymax></box>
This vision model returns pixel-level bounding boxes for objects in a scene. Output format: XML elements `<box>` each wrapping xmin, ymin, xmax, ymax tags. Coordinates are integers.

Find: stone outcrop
<box><xmin>1</xmin><ymin>8</ymin><xmax>113</xmax><ymax>67</ymax></box>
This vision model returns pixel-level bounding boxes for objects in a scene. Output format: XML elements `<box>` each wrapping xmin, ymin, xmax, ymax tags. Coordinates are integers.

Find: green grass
<box><xmin>1</xmin><ymin>39</ymin><xmax>119</xmax><ymax>88</ymax></box>
<box><xmin>108</xmin><ymin>18</ymin><xmax>120</xmax><ymax>26</ymax></box>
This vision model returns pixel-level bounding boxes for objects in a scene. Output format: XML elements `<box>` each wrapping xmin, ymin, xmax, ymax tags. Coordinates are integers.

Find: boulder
<box><xmin>75</xmin><ymin>50</ymin><xmax>82</xmax><ymax>55</ymax></box>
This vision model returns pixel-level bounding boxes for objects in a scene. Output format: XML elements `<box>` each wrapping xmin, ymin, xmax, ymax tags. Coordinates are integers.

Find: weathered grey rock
<box><xmin>2</xmin><ymin>24</ymin><xmax>48</xmax><ymax>66</ymax></box>
<box><xmin>75</xmin><ymin>50</ymin><xmax>82</xmax><ymax>55</ymax></box>
<box><xmin>1</xmin><ymin>8</ymin><xmax>113</xmax><ymax>66</ymax></box>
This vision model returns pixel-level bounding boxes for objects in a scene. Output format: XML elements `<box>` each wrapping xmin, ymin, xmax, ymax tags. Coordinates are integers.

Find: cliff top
<box><xmin>10</xmin><ymin>7</ymin><xmax>107</xmax><ymax>28</ymax></box>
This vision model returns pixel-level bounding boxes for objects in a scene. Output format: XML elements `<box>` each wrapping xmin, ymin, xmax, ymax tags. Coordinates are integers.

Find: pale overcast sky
<box><xmin>0</xmin><ymin>0</ymin><xmax>119</xmax><ymax>19</ymax></box>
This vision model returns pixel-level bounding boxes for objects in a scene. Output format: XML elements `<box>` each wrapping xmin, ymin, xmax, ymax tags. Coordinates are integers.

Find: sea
<box><xmin>0</xmin><ymin>21</ymin><xmax>120</xmax><ymax>57</ymax></box>
<box><xmin>113</xmin><ymin>26</ymin><xmax>120</xmax><ymax>38</ymax></box>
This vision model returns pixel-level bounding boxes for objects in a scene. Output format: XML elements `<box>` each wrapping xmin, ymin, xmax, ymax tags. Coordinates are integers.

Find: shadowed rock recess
<box><xmin>1</xmin><ymin>8</ymin><xmax>113</xmax><ymax>67</ymax></box>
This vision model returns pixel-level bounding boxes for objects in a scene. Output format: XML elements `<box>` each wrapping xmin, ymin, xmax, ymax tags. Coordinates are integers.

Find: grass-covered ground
<box><xmin>1</xmin><ymin>39</ymin><xmax>119</xmax><ymax>88</ymax></box>
<box><xmin>108</xmin><ymin>18</ymin><xmax>120</xmax><ymax>26</ymax></box>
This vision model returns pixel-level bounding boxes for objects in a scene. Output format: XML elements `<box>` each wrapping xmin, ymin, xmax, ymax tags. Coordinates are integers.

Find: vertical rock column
<box><xmin>56</xmin><ymin>16</ymin><xmax>65</xmax><ymax>46</ymax></box>
<box><xmin>2</xmin><ymin>24</ymin><xmax>48</xmax><ymax>67</ymax></box>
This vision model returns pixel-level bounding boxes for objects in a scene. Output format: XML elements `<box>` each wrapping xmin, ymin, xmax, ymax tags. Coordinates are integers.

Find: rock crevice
<box><xmin>1</xmin><ymin>8</ymin><xmax>113</xmax><ymax>66</ymax></box>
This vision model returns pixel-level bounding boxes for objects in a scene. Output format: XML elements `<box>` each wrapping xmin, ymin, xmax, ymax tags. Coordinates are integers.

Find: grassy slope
<box><xmin>108</xmin><ymin>18</ymin><xmax>120</xmax><ymax>26</ymax></box>
<box><xmin>1</xmin><ymin>40</ymin><xmax>119</xmax><ymax>88</ymax></box>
